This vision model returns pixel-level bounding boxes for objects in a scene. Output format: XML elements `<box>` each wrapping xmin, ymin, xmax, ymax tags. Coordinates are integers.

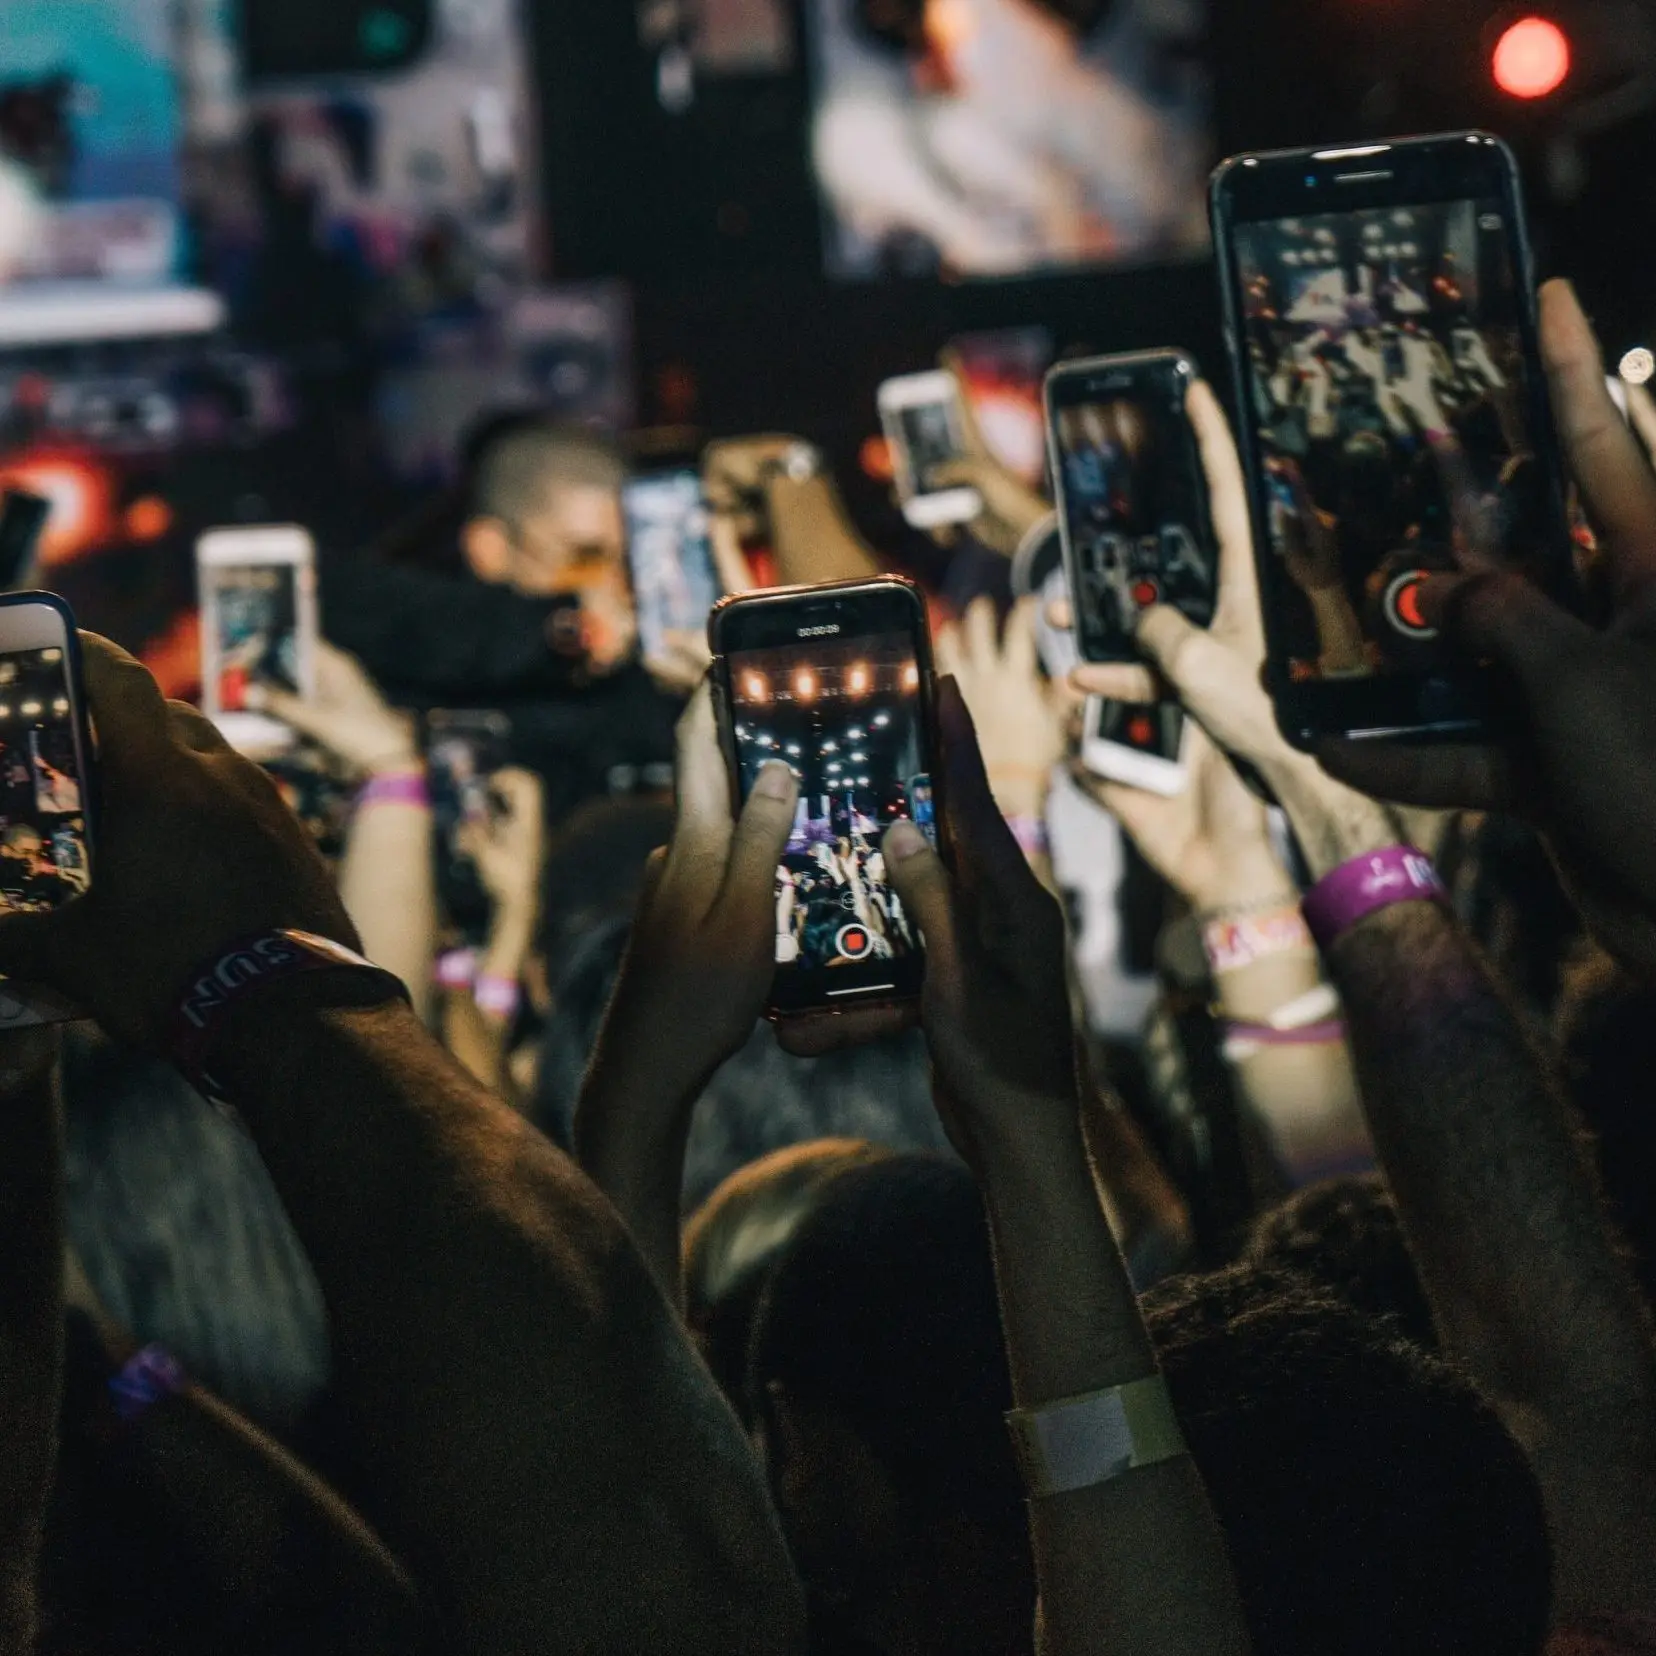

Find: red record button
<box><xmin>1383</xmin><ymin>570</ymin><xmax>1438</xmax><ymax>640</ymax></box>
<box><xmin>836</xmin><ymin>924</ymin><xmax>873</xmax><ymax>961</ymax></box>
<box><xmin>1131</xmin><ymin>578</ymin><xmax>1160</xmax><ymax>608</ymax></box>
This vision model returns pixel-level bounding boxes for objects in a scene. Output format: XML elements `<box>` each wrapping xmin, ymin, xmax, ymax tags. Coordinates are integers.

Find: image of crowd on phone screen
<box><xmin>0</xmin><ymin>649</ymin><xmax>90</xmax><ymax>913</ymax></box>
<box><xmin>729</xmin><ymin>633</ymin><xmax>930</xmax><ymax>973</ymax></box>
<box><xmin>1235</xmin><ymin>197</ymin><xmax>1548</xmax><ymax>683</ymax></box>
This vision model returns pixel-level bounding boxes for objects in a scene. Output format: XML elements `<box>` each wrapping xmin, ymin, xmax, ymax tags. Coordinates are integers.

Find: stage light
<box><xmin>847</xmin><ymin>664</ymin><xmax>870</xmax><ymax>695</ymax></box>
<box><xmin>851</xmin><ymin>751</ymin><xmax>867</xmax><ymax>763</ymax></box>
<box><xmin>873</xmin><ymin>712</ymin><xmax>890</xmax><ymax>727</ymax></box>
<box><xmin>52</xmin><ymin>698</ymin><xmax>68</xmax><ymax>714</ymax></box>
<box><xmin>1492</xmin><ymin>17</ymin><xmax>1570</xmax><ymax>99</ymax></box>
<box><xmin>902</xmin><ymin>664</ymin><xmax>919</xmax><ymax>691</ymax></box>
<box><xmin>857</xmin><ymin>775</ymin><xmax>870</xmax><ymax>787</ymax></box>
<box><xmin>743</xmin><ymin>672</ymin><xmax>768</xmax><ymax>702</ymax></box>
<box><xmin>847</xmin><ymin>727</ymin><xmax>864</xmax><ymax>740</ymax></box>
<box><xmin>822</xmin><ymin>740</ymin><xmax>838</xmax><ymax>753</ymax></box>
<box><xmin>0</xmin><ymin>706</ymin><xmax>10</xmax><ymax>721</ymax></box>
<box><xmin>828</xmin><ymin>761</ymin><xmax>842</xmax><ymax>773</ymax></box>
<box><xmin>786</xmin><ymin>742</ymin><xmax>802</xmax><ymax>756</ymax></box>
<box><xmin>794</xmin><ymin>669</ymin><xmax>816</xmax><ymax>700</ymax></box>
<box><xmin>21</xmin><ymin>700</ymin><xmax>42</xmax><ymax>717</ymax></box>
<box><xmin>1621</xmin><ymin>347</ymin><xmax>1654</xmax><ymax>385</ymax></box>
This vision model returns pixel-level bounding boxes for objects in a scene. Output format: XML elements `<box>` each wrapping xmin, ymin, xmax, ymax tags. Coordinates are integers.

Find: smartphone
<box><xmin>0</xmin><ymin>594</ymin><xmax>95</xmax><ymax>1026</ymax></box>
<box><xmin>1</xmin><ymin>492</ymin><xmax>51</xmax><ymax>593</ymax></box>
<box><xmin>1210</xmin><ymin>131</ymin><xmax>1574</xmax><ymax>747</ymax></box>
<box><xmin>877</xmin><ymin>371</ymin><xmax>981</xmax><ymax>529</ymax></box>
<box><xmin>623</xmin><ymin>469</ymin><xmax>722</xmax><ymax>662</ymax></box>
<box><xmin>198</xmin><ymin>527</ymin><xmax>318</xmax><ymax>757</ymax></box>
<box><xmin>1044</xmin><ymin>350</ymin><xmax>1217</xmax><ymax>664</ymax></box>
<box><xmin>1081</xmin><ymin>695</ymin><xmax>1188</xmax><ymax>796</ymax></box>
<box><xmin>709</xmin><ymin>576</ymin><xmax>938</xmax><ymax>1019</ymax></box>
<box><xmin>426</xmin><ymin>710</ymin><xmax>513</xmax><ymax>946</ymax></box>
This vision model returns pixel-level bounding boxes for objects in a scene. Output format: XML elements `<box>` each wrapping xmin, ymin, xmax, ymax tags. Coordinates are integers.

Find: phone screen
<box><xmin>1089</xmin><ymin>697</ymin><xmax>1185</xmax><ymax>763</ymax></box>
<box><xmin>207</xmin><ymin>563</ymin><xmax>300</xmax><ymax>712</ymax></box>
<box><xmin>1231</xmin><ymin>196</ymin><xmax>1550</xmax><ymax>685</ymax></box>
<box><xmin>0</xmin><ymin>646</ymin><xmax>91</xmax><ymax>915</ymax></box>
<box><xmin>728</xmin><ymin>627</ymin><xmax>932</xmax><ymax>1007</ymax></box>
<box><xmin>1051</xmin><ymin>362</ymin><xmax>1216</xmax><ymax>662</ymax></box>
<box><xmin>427</xmin><ymin>713</ymin><xmax>512</xmax><ymax>945</ymax></box>
<box><xmin>623</xmin><ymin>470</ymin><xmax>721</xmax><ymax>660</ymax></box>
<box><xmin>895</xmin><ymin>402</ymin><xmax>964</xmax><ymax>497</ymax></box>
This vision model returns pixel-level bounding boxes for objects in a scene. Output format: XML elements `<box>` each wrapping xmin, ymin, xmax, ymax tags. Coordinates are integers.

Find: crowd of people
<box><xmin>4</xmin><ymin>238</ymin><xmax>1656</xmax><ymax>1656</ymax></box>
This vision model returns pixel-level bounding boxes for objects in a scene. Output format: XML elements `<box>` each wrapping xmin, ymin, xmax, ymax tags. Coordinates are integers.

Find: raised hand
<box><xmin>250</xmin><ymin>641</ymin><xmax>416</xmax><ymax>777</ymax></box>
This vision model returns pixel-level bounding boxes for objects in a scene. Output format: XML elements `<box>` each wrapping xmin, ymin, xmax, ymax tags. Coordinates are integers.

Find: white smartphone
<box><xmin>0</xmin><ymin>592</ymin><xmax>95</xmax><ymax>1026</ymax></box>
<box><xmin>198</xmin><ymin>526</ymin><xmax>318</xmax><ymax>758</ymax></box>
<box><xmin>877</xmin><ymin>370</ymin><xmax>982</xmax><ymax>530</ymax></box>
<box><xmin>1081</xmin><ymin>694</ymin><xmax>1188</xmax><ymax>796</ymax></box>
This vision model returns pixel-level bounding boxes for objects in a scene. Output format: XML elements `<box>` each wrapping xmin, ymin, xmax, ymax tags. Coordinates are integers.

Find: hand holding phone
<box><xmin>1045</xmin><ymin>350</ymin><xmax>1217</xmax><ymax>665</ymax></box>
<box><xmin>1080</xmin><ymin>695</ymin><xmax>1188</xmax><ymax>796</ymax></box>
<box><xmin>710</xmin><ymin>576</ymin><xmax>938</xmax><ymax>1024</ymax></box>
<box><xmin>878</xmin><ymin>372</ymin><xmax>982</xmax><ymax>530</ymax></box>
<box><xmin>198</xmin><ymin>527</ymin><xmax>319</xmax><ymax>758</ymax></box>
<box><xmin>1210</xmin><ymin>131</ymin><xmax>1573</xmax><ymax>746</ymax></box>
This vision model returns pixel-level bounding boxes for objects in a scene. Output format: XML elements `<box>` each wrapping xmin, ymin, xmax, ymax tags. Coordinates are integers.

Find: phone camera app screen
<box><xmin>624</xmin><ymin>473</ymin><xmax>720</xmax><ymax>660</ymax></box>
<box><xmin>1093</xmin><ymin>699</ymin><xmax>1184</xmax><ymax>761</ymax></box>
<box><xmin>1233</xmin><ymin>199</ymin><xmax>1546</xmax><ymax>682</ymax></box>
<box><xmin>729</xmin><ymin>632</ymin><xmax>931</xmax><ymax>976</ymax></box>
<box><xmin>0</xmin><ymin>648</ymin><xmax>89</xmax><ymax>914</ymax></box>
<box><xmin>214</xmin><ymin>566</ymin><xmax>298</xmax><ymax>712</ymax></box>
<box><xmin>1055</xmin><ymin>391</ymin><xmax>1215</xmax><ymax>660</ymax></box>
<box><xmin>898</xmin><ymin>404</ymin><xmax>961</xmax><ymax>493</ymax></box>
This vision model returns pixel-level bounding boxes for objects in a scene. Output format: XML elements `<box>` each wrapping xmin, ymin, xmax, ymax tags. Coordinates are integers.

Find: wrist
<box><xmin>1262</xmin><ymin>755</ymin><xmax>1401</xmax><ymax>880</ymax></box>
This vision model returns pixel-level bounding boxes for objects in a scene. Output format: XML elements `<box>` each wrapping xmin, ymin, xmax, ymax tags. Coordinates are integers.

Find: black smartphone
<box><xmin>0</xmin><ymin>492</ymin><xmax>51</xmax><ymax>592</ymax></box>
<box><xmin>1044</xmin><ymin>350</ymin><xmax>1217</xmax><ymax>664</ymax></box>
<box><xmin>709</xmin><ymin>576</ymin><xmax>938</xmax><ymax>1020</ymax></box>
<box><xmin>1210</xmin><ymin>131</ymin><xmax>1574</xmax><ymax>747</ymax></box>
<box><xmin>425</xmin><ymin>709</ymin><xmax>513</xmax><ymax>946</ymax></box>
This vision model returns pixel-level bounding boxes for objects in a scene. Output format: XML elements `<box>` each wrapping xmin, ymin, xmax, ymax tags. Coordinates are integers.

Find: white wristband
<box><xmin>1006</xmin><ymin>1373</ymin><xmax>1187</xmax><ymax>1499</ymax></box>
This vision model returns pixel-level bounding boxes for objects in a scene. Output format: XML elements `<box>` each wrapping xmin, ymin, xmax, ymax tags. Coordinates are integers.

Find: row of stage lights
<box><xmin>0</xmin><ymin>698</ymin><xmax>71</xmax><ymax>722</ymax></box>
<box><xmin>740</xmin><ymin>662</ymin><xmax>920</xmax><ymax>704</ymax></box>
<box><xmin>734</xmin><ymin>714</ymin><xmax>893</xmax><ymax>792</ymax></box>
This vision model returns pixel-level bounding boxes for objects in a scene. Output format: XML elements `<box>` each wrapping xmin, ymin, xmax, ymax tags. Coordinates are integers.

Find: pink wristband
<box><xmin>1005</xmin><ymin>814</ymin><xmax>1049</xmax><ymax>858</ymax></box>
<box><xmin>435</xmin><ymin>947</ymin><xmax>478</xmax><ymax>990</ymax></box>
<box><xmin>172</xmin><ymin>929</ymin><xmax>411</xmax><ymax>1099</ymax></box>
<box><xmin>358</xmin><ymin>771</ymin><xmax>429</xmax><ymax>810</ymax></box>
<box><xmin>474</xmin><ymin>973</ymin><xmax>521</xmax><ymax>1020</ymax></box>
<box><xmin>1301</xmin><ymin>846</ymin><xmax>1447</xmax><ymax>950</ymax></box>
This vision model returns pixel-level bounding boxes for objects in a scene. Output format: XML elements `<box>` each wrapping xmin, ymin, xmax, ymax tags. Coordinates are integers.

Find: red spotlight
<box><xmin>1492</xmin><ymin>17</ymin><xmax>1570</xmax><ymax>99</ymax></box>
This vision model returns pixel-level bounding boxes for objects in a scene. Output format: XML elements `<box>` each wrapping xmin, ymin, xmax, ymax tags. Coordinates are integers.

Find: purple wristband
<box><xmin>358</xmin><ymin>770</ymin><xmax>429</xmax><ymax>810</ymax></box>
<box><xmin>109</xmin><ymin>1345</ymin><xmax>186</xmax><ymax>1424</ymax></box>
<box><xmin>475</xmin><ymin>973</ymin><xmax>521</xmax><ymax>1020</ymax></box>
<box><xmin>1302</xmin><ymin>846</ymin><xmax>1447</xmax><ymax>950</ymax></box>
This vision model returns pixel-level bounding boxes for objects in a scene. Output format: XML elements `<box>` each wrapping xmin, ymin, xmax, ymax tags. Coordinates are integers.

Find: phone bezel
<box><xmin>197</xmin><ymin>526</ymin><xmax>318</xmax><ymax>757</ymax></box>
<box><xmin>1080</xmin><ymin>695</ymin><xmax>1188</xmax><ymax>796</ymax></box>
<box><xmin>0</xmin><ymin>590</ymin><xmax>97</xmax><ymax>909</ymax></box>
<box><xmin>1043</xmin><ymin>348</ymin><xmax>1215</xmax><ymax>665</ymax></box>
<box><xmin>709</xmin><ymin>575</ymin><xmax>938</xmax><ymax>1020</ymax></box>
<box><xmin>1209</xmin><ymin>130</ymin><xmax>1574</xmax><ymax>748</ymax></box>
<box><xmin>877</xmin><ymin>371</ymin><xmax>982</xmax><ymax>526</ymax></box>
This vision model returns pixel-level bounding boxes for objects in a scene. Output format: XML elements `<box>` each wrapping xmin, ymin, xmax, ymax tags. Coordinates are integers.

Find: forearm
<box><xmin>1213</xmin><ymin>947</ymin><xmax>1367</xmax><ymax>1183</ymax></box>
<box><xmin>209</xmin><ymin>983</ymin><xmax>804</xmax><ymax>1656</ymax></box>
<box><xmin>1329</xmin><ymin>900</ymin><xmax>1656</xmax><ymax>1617</ymax></box>
<box><xmin>573</xmin><ymin>1022</ymin><xmax>713</xmax><ymax>1310</ymax></box>
<box><xmin>766</xmin><ymin>475</ymin><xmax>882</xmax><ymax>586</ymax></box>
<box><xmin>0</xmin><ymin>1044</ymin><xmax>64</xmax><ymax>1656</ymax></box>
<box><xmin>339</xmin><ymin>795</ymin><xmax>438</xmax><ymax>1024</ymax></box>
<box><xmin>1077</xmin><ymin>1081</ymin><xmax>1193</xmax><ymax>1286</ymax></box>
<box><xmin>975</xmin><ymin>1103</ymin><xmax>1250</xmax><ymax>1656</ymax></box>
<box><xmin>1304</xmin><ymin>588</ymin><xmax>1370</xmax><ymax>677</ymax></box>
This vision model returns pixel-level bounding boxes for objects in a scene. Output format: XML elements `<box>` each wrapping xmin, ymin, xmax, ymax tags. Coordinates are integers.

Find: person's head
<box><xmin>684</xmin><ymin>1138</ymin><xmax>894</xmax><ymax>1411</ymax></box>
<box><xmin>747</xmin><ymin>1153</ymin><xmax>1032</xmax><ymax>1656</ymax></box>
<box><xmin>3</xmin><ymin>823</ymin><xmax>43</xmax><ymax>862</ymax></box>
<box><xmin>1242</xmin><ymin>1174</ymin><xmax>1438</xmax><ymax>1350</ymax></box>
<box><xmin>1143</xmin><ymin>1266</ymin><xmax>1552</xmax><ymax>1656</ymax></box>
<box><xmin>461</xmin><ymin>416</ymin><xmax>627</xmax><ymax>598</ymax></box>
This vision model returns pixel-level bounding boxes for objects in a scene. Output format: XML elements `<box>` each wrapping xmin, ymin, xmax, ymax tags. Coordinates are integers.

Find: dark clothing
<box><xmin>320</xmin><ymin>556</ymin><xmax>680</xmax><ymax>821</ymax></box>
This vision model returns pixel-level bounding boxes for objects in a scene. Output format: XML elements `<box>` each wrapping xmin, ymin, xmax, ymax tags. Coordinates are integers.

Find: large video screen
<box><xmin>807</xmin><ymin>0</ymin><xmax>1209</xmax><ymax>280</ymax></box>
<box><xmin>0</xmin><ymin>0</ymin><xmax>182</xmax><ymax>289</ymax></box>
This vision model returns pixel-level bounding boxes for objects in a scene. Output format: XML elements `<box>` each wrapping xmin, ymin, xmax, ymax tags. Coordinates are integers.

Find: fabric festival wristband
<box><xmin>109</xmin><ymin>1345</ymin><xmax>187</xmax><ymax>1425</ymax></box>
<box><xmin>1201</xmin><ymin>907</ymin><xmax>1314</xmax><ymax>976</ymax></box>
<box><xmin>1302</xmin><ymin>846</ymin><xmax>1447</xmax><ymax>951</ymax></box>
<box><xmin>1222</xmin><ymin>1019</ymin><xmax>1347</xmax><ymax>1063</ymax></box>
<box><xmin>172</xmin><ymin>929</ymin><xmax>412</xmax><ymax>1099</ymax></box>
<box><xmin>474</xmin><ymin>974</ymin><xmax>521</xmax><ymax>1020</ymax></box>
<box><xmin>358</xmin><ymin>770</ymin><xmax>429</xmax><ymax>810</ymax></box>
<box><xmin>1007</xmin><ymin>1374</ymin><xmax>1187</xmax><ymax>1499</ymax></box>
